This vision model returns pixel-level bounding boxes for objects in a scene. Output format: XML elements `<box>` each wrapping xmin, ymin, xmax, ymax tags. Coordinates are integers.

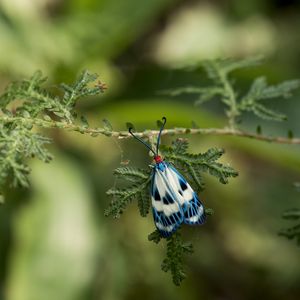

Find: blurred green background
<box><xmin>0</xmin><ymin>0</ymin><xmax>300</xmax><ymax>299</ymax></box>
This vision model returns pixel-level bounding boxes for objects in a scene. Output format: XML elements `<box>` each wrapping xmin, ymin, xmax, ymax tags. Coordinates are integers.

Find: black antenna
<box><xmin>129</xmin><ymin>128</ymin><xmax>156</xmax><ymax>156</ymax></box>
<box><xmin>156</xmin><ymin>117</ymin><xmax>167</xmax><ymax>155</ymax></box>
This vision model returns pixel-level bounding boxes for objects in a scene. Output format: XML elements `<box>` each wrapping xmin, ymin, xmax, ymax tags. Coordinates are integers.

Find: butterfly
<box><xmin>129</xmin><ymin>117</ymin><xmax>206</xmax><ymax>238</ymax></box>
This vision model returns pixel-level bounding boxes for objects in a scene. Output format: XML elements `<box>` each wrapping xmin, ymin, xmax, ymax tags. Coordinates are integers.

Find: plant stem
<box><xmin>218</xmin><ymin>69</ymin><xmax>239</xmax><ymax>129</ymax></box>
<box><xmin>1</xmin><ymin>115</ymin><xmax>300</xmax><ymax>145</ymax></box>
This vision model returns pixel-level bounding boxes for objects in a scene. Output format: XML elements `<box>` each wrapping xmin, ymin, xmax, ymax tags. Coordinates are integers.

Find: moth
<box><xmin>129</xmin><ymin>117</ymin><xmax>206</xmax><ymax>238</ymax></box>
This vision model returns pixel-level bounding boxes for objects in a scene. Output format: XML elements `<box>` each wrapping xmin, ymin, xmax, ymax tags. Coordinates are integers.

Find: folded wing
<box><xmin>151</xmin><ymin>162</ymin><xmax>206</xmax><ymax>237</ymax></box>
<box><xmin>151</xmin><ymin>163</ymin><xmax>183</xmax><ymax>237</ymax></box>
<box><xmin>167</xmin><ymin>164</ymin><xmax>206</xmax><ymax>225</ymax></box>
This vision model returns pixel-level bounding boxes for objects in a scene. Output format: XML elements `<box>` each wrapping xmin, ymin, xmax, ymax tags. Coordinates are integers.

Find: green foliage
<box><xmin>279</xmin><ymin>183</ymin><xmax>300</xmax><ymax>245</ymax></box>
<box><xmin>0</xmin><ymin>126</ymin><xmax>52</xmax><ymax>188</ymax></box>
<box><xmin>105</xmin><ymin>167</ymin><xmax>151</xmax><ymax>218</ymax></box>
<box><xmin>164</xmin><ymin>57</ymin><xmax>300</xmax><ymax>127</ymax></box>
<box><xmin>106</xmin><ymin>138</ymin><xmax>237</xmax><ymax>219</ymax></box>
<box><xmin>165</xmin><ymin>232</ymin><xmax>194</xmax><ymax>285</ymax></box>
<box><xmin>161</xmin><ymin>138</ymin><xmax>238</xmax><ymax>191</ymax></box>
<box><xmin>239</xmin><ymin>77</ymin><xmax>300</xmax><ymax>121</ymax></box>
<box><xmin>148</xmin><ymin>229</ymin><xmax>163</xmax><ymax>244</ymax></box>
<box><xmin>0</xmin><ymin>71</ymin><xmax>100</xmax><ymax>122</ymax></box>
<box><xmin>60</xmin><ymin>71</ymin><xmax>101</xmax><ymax>111</ymax></box>
<box><xmin>106</xmin><ymin>137</ymin><xmax>237</xmax><ymax>285</ymax></box>
<box><xmin>201</xmin><ymin>56</ymin><xmax>263</xmax><ymax>79</ymax></box>
<box><xmin>162</xmin><ymin>232</ymin><xmax>193</xmax><ymax>286</ymax></box>
<box><xmin>148</xmin><ymin>230</ymin><xmax>194</xmax><ymax>285</ymax></box>
<box><xmin>2</xmin><ymin>62</ymin><xmax>294</xmax><ymax>286</ymax></box>
<box><xmin>0</xmin><ymin>71</ymin><xmax>104</xmax><ymax>195</ymax></box>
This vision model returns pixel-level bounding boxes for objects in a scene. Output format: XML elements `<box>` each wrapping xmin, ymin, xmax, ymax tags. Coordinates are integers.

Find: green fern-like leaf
<box><xmin>161</xmin><ymin>231</ymin><xmax>193</xmax><ymax>286</ymax></box>
<box><xmin>161</xmin><ymin>86</ymin><xmax>224</xmax><ymax>105</ymax></box>
<box><xmin>0</xmin><ymin>71</ymin><xmax>104</xmax><ymax>194</ymax></box>
<box><xmin>0</xmin><ymin>122</ymin><xmax>52</xmax><ymax>189</ymax></box>
<box><xmin>105</xmin><ymin>186</ymin><xmax>144</xmax><ymax>218</ymax></box>
<box><xmin>0</xmin><ymin>70</ymin><xmax>101</xmax><ymax>123</ymax></box>
<box><xmin>148</xmin><ymin>230</ymin><xmax>163</xmax><ymax>244</ymax></box>
<box><xmin>0</xmin><ymin>71</ymin><xmax>71</xmax><ymax>121</ymax></box>
<box><xmin>149</xmin><ymin>227</ymin><xmax>210</xmax><ymax>286</ymax></box>
<box><xmin>60</xmin><ymin>70</ymin><xmax>101</xmax><ymax>108</ymax></box>
<box><xmin>163</xmin><ymin>57</ymin><xmax>300</xmax><ymax>126</ymax></box>
<box><xmin>252</xmin><ymin>103</ymin><xmax>287</xmax><ymax>121</ymax></box>
<box><xmin>148</xmin><ymin>230</ymin><xmax>193</xmax><ymax>286</ymax></box>
<box><xmin>201</xmin><ymin>56</ymin><xmax>262</xmax><ymax>83</ymax></box>
<box><xmin>0</xmin><ymin>71</ymin><xmax>47</xmax><ymax>111</ymax></box>
<box><xmin>105</xmin><ymin>167</ymin><xmax>151</xmax><ymax>218</ymax></box>
<box><xmin>239</xmin><ymin>76</ymin><xmax>300</xmax><ymax>121</ymax></box>
<box><xmin>106</xmin><ymin>138</ymin><xmax>237</xmax><ymax>220</ymax></box>
<box><xmin>138</xmin><ymin>188</ymin><xmax>151</xmax><ymax>217</ymax></box>
<box><xmin>242</xmin><ymin>77</ymin><xmax>300</xmax><ymax>101</ymax></box>
<box><xmin>113</xmin><ymin>167</ymin><xmax>149</xmax><ymax>182</ymax></box>
<box><xmin>210</xmin><ymin>56</ymin><xmax>263</xmax><ymax>75</ymax></box>
<box><xmin>171</xmin><ymin>138</ymin><xmax>189</xmax><ymax>154</ymax></box>
<box><xmin>161</xmin><ymin>139</ymin><xmax>238</xmax><ymax>189</ymax></box>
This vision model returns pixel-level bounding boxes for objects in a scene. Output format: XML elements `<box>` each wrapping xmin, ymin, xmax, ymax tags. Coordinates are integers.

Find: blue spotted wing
<box><xmin>151</xmin><ymin>161</ymin><xmax>206</xmax><ymax>237</ymax></box>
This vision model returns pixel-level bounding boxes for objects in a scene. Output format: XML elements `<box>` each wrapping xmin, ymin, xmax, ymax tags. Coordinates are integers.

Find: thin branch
<box><xmin>219</xmin><ymin>70</ymin><xmax>239</xmax><ymax>129</ymax></box>
<box><xmin>1</xmin><ymin>115</ymin><xmax>300</xmax><ymax>145</ymax></box>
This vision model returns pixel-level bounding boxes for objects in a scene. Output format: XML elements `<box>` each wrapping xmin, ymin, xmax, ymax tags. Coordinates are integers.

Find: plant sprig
<box><xmin>0</xmin><ymin>62</ymin><xmax>299</xmax><ymax>285</ymax></box>
<box><xmin>163</xmin><ymin>56</ymin><xmax>300</xmax><ymax>128</ymax></box>
<box><xmin>149</xmin><ymin>230</ymin><xmax>193</xmax><ymax>286</ymax></box>
<box><xmin>161</xmin><ymin>138</ymin><xmax>238</xmax><ymax>191</ymax></box>
<box><xmin>106</xmin><ymin>138</ymin><xmax>237</xmax><ymax>285</ymax></box>
<box><xmin>1</xmin><ymin>62</ymin><xmax>299</xmax><ymax>197</ymax></box>
<box><xmin>0</xmin><ymin>70</ymin><xmax>104</xmax><ymax>194</ymax></box>
<box><xmin>105</xmin><ymin>167</ymin><xmax>152</xmax><ymax>218</ymax></box>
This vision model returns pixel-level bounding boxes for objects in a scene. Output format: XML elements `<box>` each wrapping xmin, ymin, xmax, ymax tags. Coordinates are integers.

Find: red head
<box><xmin>154</xmin><ymin>155</ymin><xmax>163</xmax><ymax>163</ymax></box>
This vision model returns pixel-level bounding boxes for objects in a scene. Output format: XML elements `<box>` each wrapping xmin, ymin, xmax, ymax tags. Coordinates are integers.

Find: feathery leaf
<box><xmin>161</xmin><ymin>139</ymin><xmax>238</xmax><ymax>188</ymax></box>
<box><xmin>239</xmin><ymin>77</ymin><xmax>300</xmax><ymax>121</ymax></box>
<box><xmin>0</xmin><ymin>70</ymin><xmax>104</xmax><ymax>194</ymax></box>
<box><xmin>164</xmin><ymin>57</ymin><xmax>300</xmax><ymax>126</ymax></box>
<box><xmin>161</xmin><ymin>231</ymin><xmax>193</xmax><ymax>286</ymax></box>
<box><xmin>105</xmin><ymin>167</ymin><xmax>151</xmax><ymax>218</ymax></box>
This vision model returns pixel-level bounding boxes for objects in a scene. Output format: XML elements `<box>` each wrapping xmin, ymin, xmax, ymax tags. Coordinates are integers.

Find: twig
<box><xmin>1</xmin><ymin>116</ymin><xmax>300</xmax><ymax>145</ymax></box>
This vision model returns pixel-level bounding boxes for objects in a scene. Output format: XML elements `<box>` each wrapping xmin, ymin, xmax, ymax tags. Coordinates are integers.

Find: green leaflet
<box><xmin>161</xmin><ymin>232</ymin><xmax>193</xmax><ymax>286</ymax></box>
<box><xmin>148</xmin><ymin>230</ymin><xmax>193</xmax><ymax>286</ymax></box>
<box><xmin>0</xmin><ymin>123</ymin><xmax>52</xmax><ymax>189</ymax></box>
<box><xmin>161</xmin><ymin>139</ymin><xmax>238</xmax><ymax>189</ymax></box>
<box><xmin>239</xmin><ymin>76</ymin><xmax>300</xmax><ymax>121</ymax></box>
<box><xmin>60</xmin><ymin>71</ymin><xmax>101</xmax><ymax>108</ymax></box>
<box><xmin>105</xmin><ymin>167</ymin><xmax>151</xmax><ymax>218</ymax></box>
<box><xmin>113</xmin><ymin>167</ymin><xmax>149</xmax><ymax>182</ymax></box>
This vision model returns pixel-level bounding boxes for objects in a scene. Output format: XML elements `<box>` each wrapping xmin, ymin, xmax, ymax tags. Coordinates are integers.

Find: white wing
<box><xmin>151</xmin><ymin>162</ymin><xmax>206</xmax><ymax>237</ymax></box>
